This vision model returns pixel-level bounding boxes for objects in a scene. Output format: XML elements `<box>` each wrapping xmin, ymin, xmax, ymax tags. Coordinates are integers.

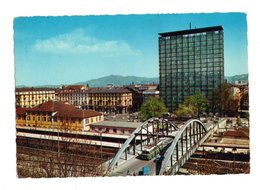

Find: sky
<box><xmin>14</xmin><ymin>13</ymin><xmax>248</xmax><ymax>86</ymax></box>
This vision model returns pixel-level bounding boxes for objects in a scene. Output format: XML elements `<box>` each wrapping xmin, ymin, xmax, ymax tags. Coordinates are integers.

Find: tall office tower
<box><xmin>159</xmin><ymin>26</ymin><xmax>224</xmax><ymax>112</ymax></box>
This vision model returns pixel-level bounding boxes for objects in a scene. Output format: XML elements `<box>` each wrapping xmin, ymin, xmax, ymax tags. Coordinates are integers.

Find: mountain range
<box><xmin>74</xmin><ymin>75</ymin><xmax>159</xmax><ymax>87</ymax></box>
<box><xmin>224</xmin><ymin>74</ymin><xmax>248</xmax><ymax>84</ymax></box>
<box><xmin>16</xmin><ymin>73</ymin><xmax>248</xmax><ymax>88</ymax></box>
<box><xmin>72</xmin><ymin>73</ymin><xmax>249</xmax><ymax>87</ymax></box>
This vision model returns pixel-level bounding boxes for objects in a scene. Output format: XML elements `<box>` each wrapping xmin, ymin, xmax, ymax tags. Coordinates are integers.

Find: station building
<box><xmin>89</xmin><ymin>121</ymin><xmax>143</xmax><ymax>136</ymax></box>
<box><xmin>16</xmin><ymin>100</ymin><xmax>103</xmax><ymax>131</ymax></box>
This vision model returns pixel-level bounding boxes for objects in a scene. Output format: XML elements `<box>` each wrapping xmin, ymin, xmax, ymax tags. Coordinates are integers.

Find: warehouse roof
<box><xmin>16</xmin><ymin>107</ymin><xmax>30</xmax><ymax>116</ymax></box>
<box><xmin>55</xmin><ymin>109</ymin><xmax>102</xmax><ymax>119</ymax></box>
<box><xmin>21</xmin><ymin>100</ymin><xmax>102</xmax><ymax>119</ymax></box>
<box><xmin>88</xmin><ymin>87</ymin><xmax>131</xmax><ymax>94</ymax></box>
<box><xmin>90</xmin><ymin>121</ymin><xmax>143</xmax><ymax>129</ymax></box>
<box><xmin>16</xmin><ymin>87</ymin><xmax>55</xmax><ymax>92</ymax></box>
<box><xmin>30</xmin><ymin>101</ymin><xmax>75</xmax><ymax>112</ymax></box>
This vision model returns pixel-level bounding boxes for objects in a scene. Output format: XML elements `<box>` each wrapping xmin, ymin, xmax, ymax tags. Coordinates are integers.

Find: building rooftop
<box><xmin>90</xmin><ymin>121</ymin><xmax>143</xmax><ymax>129</ymax></box>
<box><xmin>143</xmin><ymin>89</ymin><xmax>160</xmax><ymax>95</ymax></box>
<box><xmin>223</xmin><ymin>128</ymin><xmax>249</xmax><ymax>139</ymax></box>
<box><xmin>16</xmin><ymin>107</ymin><xmax>30</xmax><ymax>116</ymax></box>
<box><xmin>159</xmin><ymin>26</ymin><xmax>223</xmax><ymax>37</ymax></box>
<box><xmin>24</xmin><ymin>100</ymin><xmax>102</xmax><ymax>119</ymax></box>
<box><xmin>30</xmin><ymin>101</ymin><xmax>76</xmax><ymax>112</ymax></box>
<box><xmin>88</xmin><ymin>87</ymin><xmax>131</xmax><ymax>94</ymax></box>
<box><xmin>55</xmin><ymin>109</ymin><xmax>102</xmax><ymax>119</ymax></box>
<box><xmin>61</xmin><ymin>85</ymin><xmax>88</xmax><ymax>90</ymax></box>
<box><xmin>16</xmin><ymin>87</ymin><xmax>56</xmax><ymax>92</ymax></box>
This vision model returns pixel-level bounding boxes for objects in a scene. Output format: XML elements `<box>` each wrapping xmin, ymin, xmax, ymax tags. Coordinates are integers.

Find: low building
<box><xmin>202</xmin><ymin>127</ymin><xmax>249</xmax><ymax>154</ymax></box>
<box><xmin>142</xmin><ymin>89</ymin><xmax>160</xmax><ymax>102</ymax></box>
<box><xmin>16</xmin><ymin>100</ymin><xmax>103</xmax><ymax>131</ymax></box>
<box><xmin>16</xmin><ymin>107</ymin><xmax>29</xmax><ymax>126</ymax></box>
<box><xmin>221</xmin><ymin>128</ymin><xmax>249</xmax><ymax>145</ymax></box>
<box><xmin>89</xmin><ymin>121</ymin><xmax>143</xmax><ymax>136</ymax></box>
<box><xmin>16</xmin><ymin>87</ymin><xmax>56</xmax><ymax>108</ymax></box>
<box><xmin>126</xmin><ymin>84</ymin><xmax>159</xmax><ymax>112</ymax></box>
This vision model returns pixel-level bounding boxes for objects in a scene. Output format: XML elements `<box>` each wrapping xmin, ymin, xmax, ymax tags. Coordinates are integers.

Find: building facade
<box><xmin>16</xmin><ymin>88</ymin><xmax>56</xmax><ymax>108</ymax></box>
<box><xmin>16</xmin><ymin>101</ymin><xmax>103</xmax><ymax>131</ymax></box>
<box><xmin>142</xmin><ymin>89</ymin><xmax>160</xmax><ymax>102</ymax></box>
<box><xmin>89</xmin><ymin>121</ymin><xmax>143</xmax><ymax>136</ymax></box>
<box><xmin>126</xmin><ymin>84</ymin><xmax>159</xmax><ymax>112</ymax></box>
<box><xmin>159</xmin><ymin>26</ymin><xmax>224</xmax><ymax>112</ymax></box>
<box><xmin>87</xmin><ymin>87</ymin><xmax>133</xmax><ymax>114</ymax></box>
<box><xmin>56</xmin><ymin>85</ymin><xmax>89</xmax><ymax>108</ymax></box>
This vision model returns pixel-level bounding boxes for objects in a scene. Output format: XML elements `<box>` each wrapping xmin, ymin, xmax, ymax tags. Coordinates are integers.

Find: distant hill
<box><xmin>74</xmin><ymin>75</ymin><xmax>159</xmax><ymax>87</ymax></box>
<box><xmin>16</xmin><ymin>84</ymin><xmax>61</xmax><ymax>88</ymax></box>
<box><xmin>16</xmin><ymin>73</ymin><xmax>248</xmax><ymax>88</ymax></box>
<box><xmin>225</xmin><ymin>74</ymin><xmax>248</xmax><ymax>84</ymax></box>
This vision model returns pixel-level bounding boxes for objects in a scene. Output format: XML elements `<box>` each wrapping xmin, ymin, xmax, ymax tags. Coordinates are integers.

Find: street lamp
<box><xmin>100</xmin><ymin>132</ymin><xmax>103</xmax><ymax>160</ymax></box>
<box><xmin>94</xmin><ymin>129</ymin><xmax>106</xmax><ymax>160</ymax></box>
<box><xmin>57</xmin><ymin>127</ymin><xmax>60</xmax><ymax>158</ymax></box>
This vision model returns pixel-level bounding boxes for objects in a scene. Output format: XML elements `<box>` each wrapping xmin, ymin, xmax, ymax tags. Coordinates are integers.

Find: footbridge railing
<box><xmin>158</xmin><ymin>119</ymin><xmax>208</xmax><ymax>175</ymax></box>
<box><xmin>106</xmin><ymin>117</ymin><xmax>178</xmax><ymax>174</ymax></box>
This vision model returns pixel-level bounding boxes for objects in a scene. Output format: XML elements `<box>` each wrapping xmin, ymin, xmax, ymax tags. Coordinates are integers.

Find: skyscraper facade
<box><xmin>159</xmin><ymin>26</ymin><xmax>224</xmax><ymax>112</ymax></box>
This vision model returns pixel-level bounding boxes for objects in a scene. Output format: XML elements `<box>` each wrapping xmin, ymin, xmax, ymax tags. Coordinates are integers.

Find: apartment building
<box><xmin>56</xmin><ymin>85</ymin><xmax>88</xmax><ymax>108</ymax></box>
<box><xmin>87</xmin><ymin>87</ymin><xmax>133</xmax><ymax>114</ymax></box>
<box><xmin>16</xmin><ymin>87</ymin><xmax>56</xmax><ymax>108</ymax></box>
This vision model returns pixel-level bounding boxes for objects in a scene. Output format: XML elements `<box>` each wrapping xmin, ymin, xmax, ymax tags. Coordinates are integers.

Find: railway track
<box><xmin>180</xmin><ymin>157</ymin><xmax>250</xmax><ymax>174</ymax></box>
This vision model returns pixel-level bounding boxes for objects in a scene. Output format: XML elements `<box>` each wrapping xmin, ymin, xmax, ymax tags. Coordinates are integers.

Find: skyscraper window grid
<box><xmin>159</xmin><ymin>26</ymin><xmax>224</xmax><ymax>112</ymax></box>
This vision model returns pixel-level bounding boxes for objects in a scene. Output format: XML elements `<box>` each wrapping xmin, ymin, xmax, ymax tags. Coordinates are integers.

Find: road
<box><xmin>111</xmin><ymin>156</ymin><xmax>157</xmax><ymax>176</ymax></box>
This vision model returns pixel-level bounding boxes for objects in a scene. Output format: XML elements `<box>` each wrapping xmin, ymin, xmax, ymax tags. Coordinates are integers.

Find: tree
<box><xmin>212</xmin><ymin>83</ymin><xmax>240</xmax><ymax>116</ymax></box>
<box><xmin>236</xmin><ymin>117</ymin><xmax>242</xmax><ymax>127</ymax></box>
<box><xmin>245</xmin><ymin>112</ymin><xmax>249</xmax><ymax>124</ymax></box>
<box><xmin>175</xmin><ymin>103</ymin><xmax>195</xmax><ymax>117</ymax></box>
<box><xmin>140</xmin><ymin>97</ymin><xmax>168</xmax><ymax>121</ymax></box>
<box><xmin>175</xmin><ymin>92</ymin><xmax>208</xmax><ymax>118</ymax></box>
<box><xmin>186</xmin><ymin>92</ymin><xmax>208</xmax><ymax>118</ymax></box>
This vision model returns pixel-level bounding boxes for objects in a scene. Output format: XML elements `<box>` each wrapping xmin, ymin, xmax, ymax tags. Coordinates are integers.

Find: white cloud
<box><xmin>34</xmin><ymin>28</ymin><xmax>140</xmax><ymax>56</ymax></box>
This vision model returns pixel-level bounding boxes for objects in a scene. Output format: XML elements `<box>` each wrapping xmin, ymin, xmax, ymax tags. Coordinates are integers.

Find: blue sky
<box><xmin>14</xmin><ymin>13</ymin><xmax>248</xmax><ymax>86</ymax></box>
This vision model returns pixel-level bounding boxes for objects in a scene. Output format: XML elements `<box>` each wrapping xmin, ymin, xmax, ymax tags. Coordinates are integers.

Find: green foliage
<box><xmin>236</xmin><ymin>117</ymin><xmax>242</xmax><ymax>126</ymax></box>
<box><xmin>212</xmin><ymin>83</ymin><xmax>239</xmax><ymax>116</ymax></box>
<box><xmin>245</xmin><ymin>112</ymin><xmax>250</xmax><ymax>122</ymax></box>
<box><xmin>175</xmin><ymin>92</ymin><xmax>208</xmax><ymax>118</ymax></box>
<box><xmin>175</xmin><ymin>103</ymin><xmax>195</xmax><ymax>117</ymax></box>
<box><xmin>140</xmin><ymin>97</ymin><xmax>167</xmax><ymax>121</ymax></box>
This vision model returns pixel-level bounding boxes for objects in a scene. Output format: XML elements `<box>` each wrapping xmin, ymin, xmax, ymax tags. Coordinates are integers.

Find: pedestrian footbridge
<box><xmin>106</xmin><ymin>118</ymin><xmax>217</xmax><ymax>176</ymax></box>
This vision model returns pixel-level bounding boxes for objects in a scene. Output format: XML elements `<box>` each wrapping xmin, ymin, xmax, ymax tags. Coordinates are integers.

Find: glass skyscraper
<box><xmin>159</xmin><ymin>26</ymin><xmax>224</xmax><ymax>112</ymax></box>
